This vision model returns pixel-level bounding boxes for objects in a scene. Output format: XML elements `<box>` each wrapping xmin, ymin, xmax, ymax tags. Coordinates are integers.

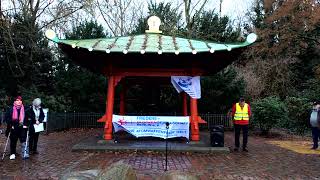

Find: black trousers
<box><xmin>29</xmin><ymin>127</ymin><xmax>40</xmax><ymax>152</ymax></box>
<box><xmin>311</xmin><ymin>127</ymin><xmax>320</xmax><ymax>148</ymax></box>
<box><xmin>234</xmin><ymin>124</ymin><xmax>248</xmax><ymax>149</ymax></box>
<box><xmin>10</xmin><ymin>127</ymin><xmax>27</xmax><ymax>154</ymax></box>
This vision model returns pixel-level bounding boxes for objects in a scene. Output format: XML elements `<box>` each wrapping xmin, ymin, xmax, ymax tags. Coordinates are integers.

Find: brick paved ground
<box><xmin>0</xmin><ymin>128</ymin><xmax>319</xmax><ymax>179</ymax></box>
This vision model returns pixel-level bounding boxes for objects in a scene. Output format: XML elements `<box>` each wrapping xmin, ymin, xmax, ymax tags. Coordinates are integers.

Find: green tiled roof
<box><xmin>47</xmin><ymin>32</ymin><xmax>257</xmax><ymax>54</ymax></box>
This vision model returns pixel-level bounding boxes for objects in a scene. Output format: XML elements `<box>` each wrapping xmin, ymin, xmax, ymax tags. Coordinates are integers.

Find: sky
<box><xmin>1</xmin><ymin>0</ymin><xmax>255</xmax><ymax>36</ymax></box>
<box><xmin>216</xmin><ymin>0</ymin><xmax>253</xmax><ymax>18</ymax></box>
<box><xmin>153</xmin><ymin>0</ymin><xmax>254</xmax><ymax>20</ymax></box>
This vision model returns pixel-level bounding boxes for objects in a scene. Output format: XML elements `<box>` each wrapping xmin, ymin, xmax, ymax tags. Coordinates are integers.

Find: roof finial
<box><xmin>146</xmin><ymin>16</ymin><xmax>162</xmax><ymax>34</ymax></box>
<box><xmin>45</xmin><ymin>29</ymin><xmax>59</xmax><ymax>42</ymax></box>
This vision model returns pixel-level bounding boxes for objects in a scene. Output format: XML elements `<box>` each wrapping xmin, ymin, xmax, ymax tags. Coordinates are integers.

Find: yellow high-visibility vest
<box><xmin>234</xmin><ymin>103</ymin><xmax>249</xmax><ymax>121</ymax></box>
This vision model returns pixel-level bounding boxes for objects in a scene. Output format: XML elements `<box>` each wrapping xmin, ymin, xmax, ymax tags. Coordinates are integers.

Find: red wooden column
<box><xmin>104</xmin><ymin>76</ymin><xmax>115</xmax><ymax>140</ymax></box>
<box><xmin>190</xmin><ymin>98</ymin><xmax>200</xmax><ymax>141</ymax></box>
<box><xmin>119</xmin><ymin>81</ymin><xmax>126</xmax><ymax>115</ymax></box>
<box><xmin>182</xmin><ymin>92</ymin><xmax>188</xmax><ymax>116</ymax></box>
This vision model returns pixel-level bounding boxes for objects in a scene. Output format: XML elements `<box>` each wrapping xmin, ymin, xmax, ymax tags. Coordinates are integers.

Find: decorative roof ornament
<box><xmin>145</xmin><ymin>16</ymin><xmax>162</xmax><ymax>34</ymax></box>
<box><xmin>246</xmin><ymin>33</ymin><xmax>257</xmax><ymax>44</ymax></box>
<box><xmin>45</xmin><ymin>29</ymin><xmax>59</xmax><ymax>42</ymax></box>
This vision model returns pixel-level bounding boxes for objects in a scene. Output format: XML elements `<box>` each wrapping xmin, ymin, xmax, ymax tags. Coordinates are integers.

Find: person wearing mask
<box><xmin>231</xmin><ymin>97</ymin><xmax>251</xmax><ymax>152</ymax></box>
<box><xmin>5</xmin><ymin>96</ymin><xmax>29</xmax><ymax>160</ymax></box>
<box><xmin>310</xmin><ymin>101</ymin><xmax>320</xmax><ymax>150</ymax></box>
<box><xmin>26</xmin><ymin>98</ymin><xmax>45</xmax><ymax>154</ymax></box>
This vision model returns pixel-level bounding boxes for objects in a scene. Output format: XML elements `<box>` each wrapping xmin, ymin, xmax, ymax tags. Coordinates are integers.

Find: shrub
<box><xmin>251</xmin><ymin>96</ymin><xmax>288</xmax><ymax>135</ymax></box>
<box><xmin>281</xmin><ymin>97</ymin><xmax>311</xmax><ymax>134</ymax></box>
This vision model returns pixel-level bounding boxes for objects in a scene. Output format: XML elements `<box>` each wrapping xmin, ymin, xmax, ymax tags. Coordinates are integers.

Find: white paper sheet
<box><xmin>34</xmin><ymin>123</ymin><xmax>44</xmax><ymax>133</ymax></box>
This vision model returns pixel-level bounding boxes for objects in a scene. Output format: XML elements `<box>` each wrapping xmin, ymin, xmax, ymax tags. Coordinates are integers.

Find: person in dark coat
<box><xmin>310</xmin><ymin>101</ymin><xmax>320</xmax><ymax>149</ymax></box>
<box><xmin>5</xmin><ymin>96</ymin><xmax>29</xmax><ymax>160</ymax></box>
<box><xmin>25</xmin><ymin>98</ymin><xmax>45</xmax><ymax>154</ymax></box>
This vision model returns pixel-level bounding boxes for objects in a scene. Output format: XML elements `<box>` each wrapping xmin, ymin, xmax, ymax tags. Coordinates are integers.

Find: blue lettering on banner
<box><xmin>113</xmin><ymin>115</ymin><xmax>189</xmax><ymax>139</ymax></box>
<box><xmin>136</xmin><ymin>116</ymin><xmax>157</xmax><ymax>121</ymax></box>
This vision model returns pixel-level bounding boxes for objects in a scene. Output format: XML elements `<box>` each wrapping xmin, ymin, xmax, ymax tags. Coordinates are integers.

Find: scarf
<box><xmin>12</xmin><ymin>102</ymin><xmax>24</xmax><ymax>123</ymax></box>
<box><xmin>33</xmin><ymin>105</ymin><xmax>40</xmax><ymax>121</ymax></box>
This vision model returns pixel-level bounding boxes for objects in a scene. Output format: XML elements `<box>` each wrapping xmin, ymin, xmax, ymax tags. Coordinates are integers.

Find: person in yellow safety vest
<box><xmin>231</xmin><ymin>97</ymin><xmax>251</xmax><ymax>152</ymax></box>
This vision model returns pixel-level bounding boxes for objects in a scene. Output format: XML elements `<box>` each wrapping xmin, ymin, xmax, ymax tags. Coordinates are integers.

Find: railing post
<box><xmin>45</xmin><ymin>111</ymin><xmax>49</xmax><ymax>134</ymax></box>
<box><xmin>73</xmin><ymin>111</ymin><xmax>76</xmax><ymax>128</ymax></box>
<box><xmin>64</xmin><ymin>110</ymin><xmax>67</xmax><ymax>130</ymax></box>
<box><xmin>207</xmin><ymin>113</ymin><xmax>210</xmax><ymax>130</ymax></box>
<box><xmin>43</xmin><ymin>112</ymin><xmax>232</xmax><ymax>131</ymax></box>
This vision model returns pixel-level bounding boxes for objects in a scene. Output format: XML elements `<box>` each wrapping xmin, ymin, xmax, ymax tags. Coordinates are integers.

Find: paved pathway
<box><xmin>0</xmin><ymin>129</ymin><xmax>319</xmax><ymax>179</ymax></box>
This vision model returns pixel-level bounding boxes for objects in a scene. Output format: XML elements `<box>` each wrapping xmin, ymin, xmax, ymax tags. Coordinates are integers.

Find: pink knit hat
<box><xmin>15</xmin><ymin>96</ymin><xmax>22</xmax><ymax>101</ymax></box>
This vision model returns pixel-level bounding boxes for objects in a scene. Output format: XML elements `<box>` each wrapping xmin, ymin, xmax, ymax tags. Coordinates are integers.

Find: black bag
<box><xmin>210</xmin><ymin>125</ymin><xmax>224</xmax><ymax>147</ymax></box>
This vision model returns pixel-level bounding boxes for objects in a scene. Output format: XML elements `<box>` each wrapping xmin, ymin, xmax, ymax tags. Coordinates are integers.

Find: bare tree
<box><xmin>92</xmin><ymin>0</ymin><xmax>145</xmax><ymax>36</ymax></box>
<box><xmin>182</xmin><ymin>0</ymin><xmax>209</xmax><ymax>35</ymax></box>
<box><xmin>0</xmin><ymin>0</ymin><xmax>91</xmax><ymax>78</ymax></box>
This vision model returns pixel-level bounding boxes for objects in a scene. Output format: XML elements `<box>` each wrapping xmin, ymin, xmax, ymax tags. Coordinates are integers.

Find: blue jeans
<box><xmin>311</xmin><ymin>127</ymin><xmax>320</xmax><ymax>149</ymax></box>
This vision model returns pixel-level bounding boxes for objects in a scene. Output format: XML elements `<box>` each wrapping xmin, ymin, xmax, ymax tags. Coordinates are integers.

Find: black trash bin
<box><xmin>210</xmin><ymin>125</ymin><xmax>224</xmax><ymax>147</ymax></box>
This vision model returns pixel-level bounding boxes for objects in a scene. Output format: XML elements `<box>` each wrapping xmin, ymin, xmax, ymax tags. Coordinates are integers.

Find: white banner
<box><xmin>171</xmin><ymin>76</ymin><xmax>201</xmax><ymax>99</ymax></box>
<box><xmin>112</xmin><ymin>115</ymin><xmax>190</xmax><ymax>139</ymax></box>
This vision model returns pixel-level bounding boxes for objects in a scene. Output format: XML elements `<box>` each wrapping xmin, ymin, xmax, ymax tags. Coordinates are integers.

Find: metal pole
<box><xmin>45</xmin><ymin>110</ymin><xmax>49</xmax><ymax>134</ymax></box>
<box><xmin>23</xmin><ymin>129</ymin><xmax>29</xmax><ymax>159</ymax></box>
<box><xmin>73</xmin><ymin>111</ymin><xmax>75</xmax><ymax>128</ymax></box>
<box><xmin>64</xmin><ymin>110</ymin><xmax>67</xmax><ymax>130</ymax></box>
<box><xmin>165</xmin><ymin>122</ymin><xmax>169</xmax><ymax>171</ymax></box>
<box><xmin>2</xmin><ymin>132</ymin><xmax>10</xmax><ymax>160</ymax></box>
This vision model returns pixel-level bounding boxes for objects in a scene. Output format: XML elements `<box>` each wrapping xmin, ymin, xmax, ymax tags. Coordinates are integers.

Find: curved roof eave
<box><xmin>46</xmin><ymin>31</ymin><xmax>257</xmax><ymax>55</ymax></box>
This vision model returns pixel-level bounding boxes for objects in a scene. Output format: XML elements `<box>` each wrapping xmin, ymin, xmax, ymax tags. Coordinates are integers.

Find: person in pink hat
<box><xmin>5</xmin><ymin>96</ymin><xmax>29</xmax><ymax>160</ymax></box>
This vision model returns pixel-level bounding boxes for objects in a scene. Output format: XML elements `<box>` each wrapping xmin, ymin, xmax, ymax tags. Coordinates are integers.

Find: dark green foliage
<box><xmin>249</xmin><ymin>0</ymin><xmax>265</xmax><ymax>29</ymax></box>
<box><xmin>66</xmin><ymin>20</ymin><xmax>107</xmax><ymax>39</ymax></box>
<box><xmin>20</xmin><ymin>85</ymin><xmax>69</xmax><ymax>112</ymax></box>
<box><xmin>0</xmin><ymin>14</ymin><xmax>54</xmax><ymax>106</ymax></box>
<box><xmin>278</xmin><ymin>97</ymin><xmax>311</xmax><ymax>134</ymax></box>
<box><xmin>53</xmin><ymin>61</ymin><xmax>107</xmax><ymax>112</ymax></box>
<box><xmin>199</xmin><ymin>68</ymin><xmax>245</xmax><ymax>113</ymax></box>
<box><xmin>192</xmin><ymin>10</ymin><xmax>240</xmax><ymax>42</ymax></box>
<box><xmin>251</xmin><ymin>96</ymin><xmax>288</xmax><ymax>135</ymax></box>
<box><xmin>55</xmin><ymin>20</ymin><xmax>107</xmax><ymax>112</ymax></box>
<box><xmin>302</xmin><ymin>78</ymin><xmax>320</xmax><ymax>101</ymax></box>
<box><xmin>131</xmin><ymin>2</ymin><xmax>183</xmax><ymax>35</ymax></box>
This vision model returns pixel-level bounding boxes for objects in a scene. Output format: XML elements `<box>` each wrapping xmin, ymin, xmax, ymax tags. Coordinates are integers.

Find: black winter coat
<box><xmin>5</xmin><ymin>106</ymin><xmax>28</xmax><ymax>136</ymax></box>
<box><xmin>25</xmin><ymin>106</ymin><xmax>45</xmax><ymax>130</ymax></box>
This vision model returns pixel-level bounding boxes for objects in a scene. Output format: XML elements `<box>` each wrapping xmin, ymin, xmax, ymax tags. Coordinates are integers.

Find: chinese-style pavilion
<box><xmin>46</xmin><ymin>16</ymin><xmax>257</xmax><ymax>141</ymax></box>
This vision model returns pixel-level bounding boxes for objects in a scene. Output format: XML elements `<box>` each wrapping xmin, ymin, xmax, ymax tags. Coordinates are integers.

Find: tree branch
<box><xmin>39</xmin><ymin>5</ymin><xmax>84</xmax><ymax>30</ymax></box>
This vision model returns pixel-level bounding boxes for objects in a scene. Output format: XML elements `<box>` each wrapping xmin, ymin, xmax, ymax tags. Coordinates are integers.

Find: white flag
<box><xmin>171</xmin><ymin>76</ymin><xmax>201</xmax><ymax>99</ymax></box>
